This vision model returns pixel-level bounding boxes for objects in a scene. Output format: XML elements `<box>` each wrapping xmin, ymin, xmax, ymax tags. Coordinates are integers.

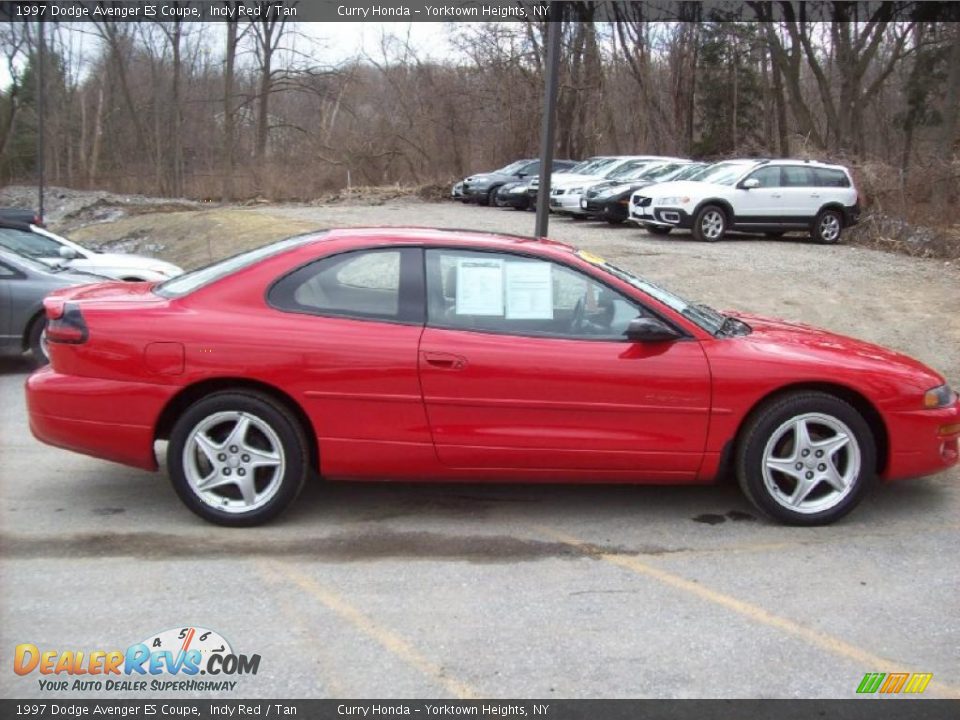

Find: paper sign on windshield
<box><xmin>455</xmin><ymin>258</ymin><xmax>504</xmax><ymax>316</ymax></box>
<box><xmin>505</xmin><ymin>261</ymin><xmax>553</xmax><ymax>319</ymax></box>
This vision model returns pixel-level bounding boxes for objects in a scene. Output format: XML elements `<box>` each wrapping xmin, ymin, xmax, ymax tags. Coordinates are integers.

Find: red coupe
<box><xmin>26</xmin><ymin>228</ymin><xmax>959</xmax><ymax>526</ymax></box>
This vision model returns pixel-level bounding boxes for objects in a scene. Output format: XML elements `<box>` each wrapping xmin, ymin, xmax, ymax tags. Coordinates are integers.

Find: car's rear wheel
<box><xmin>646</xmin><ymin>226</ymin><xmax>672</xmax><ymax>236</ymax></box>
<box><xmin>693</xmin><ymin>205</ymin><xmax>727</xmax><ymax>242</ymax></box>
<box><xmin>167</xmin><ymin>391</ymin><xmax>309</xmax><ymax>526</ymax></box>
<box><xmin>813</xmin><ymin>209</ymin><xmax>844</xmax><ymax>244</ymax></box>
<box><xmin>28</xmin><ymin>315</ymin><xmax>49</xmax><ymax>365</ymax></box>
<box><xmin>735</xmin><ymin>392</ymin><xmax>876</xmax><ymax>525</ymax></box>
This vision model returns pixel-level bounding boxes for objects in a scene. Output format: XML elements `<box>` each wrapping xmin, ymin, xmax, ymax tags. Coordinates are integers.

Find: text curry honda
<box><xmin>26</xmin><ymin>228</ymin><xmax>959</xmax><ymax>526</ymax></box>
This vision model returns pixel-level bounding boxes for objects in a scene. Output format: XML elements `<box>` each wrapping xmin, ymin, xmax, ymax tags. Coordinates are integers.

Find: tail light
<box><xmin>46</xmin><ymin>303</ymin><xmax>88</xmax><ymax>344</ymax></box>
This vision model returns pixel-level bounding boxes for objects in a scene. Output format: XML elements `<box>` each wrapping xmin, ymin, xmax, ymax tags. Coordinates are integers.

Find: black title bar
<box><xmin>1</xmin><ymin>1</ymin><xmax>960</xmax><ymax>24</ymax></box>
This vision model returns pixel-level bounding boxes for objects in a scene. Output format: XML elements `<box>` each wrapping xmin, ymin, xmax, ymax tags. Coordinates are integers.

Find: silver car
<box><xmin>0</xmin><ymin>248</ymin><xmax>106</xmax><ymax>364</ymax></box>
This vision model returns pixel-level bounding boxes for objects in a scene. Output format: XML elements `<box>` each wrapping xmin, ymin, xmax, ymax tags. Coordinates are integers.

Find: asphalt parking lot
<box><xmin>1</xmin><ymin>201</ymin><xmax>958</xmax><ymax>699</ymax></box>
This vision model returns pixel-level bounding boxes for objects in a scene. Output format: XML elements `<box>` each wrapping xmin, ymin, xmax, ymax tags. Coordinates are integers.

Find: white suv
<box><xmin>629</xmin><ymin>159</ymin><xmax>860</xmax><ymax>243</ymax></box>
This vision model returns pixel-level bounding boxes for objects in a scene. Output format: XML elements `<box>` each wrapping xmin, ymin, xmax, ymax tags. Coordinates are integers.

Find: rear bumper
<box><xmin>26</xmin><ymin>368</ymin><xmax>177</xmax><ymax>471</ymax></box>
<box><xmin>883</xmin><ymin>400</ymin><xmax>960</xmax><ymax>481</ymax></box>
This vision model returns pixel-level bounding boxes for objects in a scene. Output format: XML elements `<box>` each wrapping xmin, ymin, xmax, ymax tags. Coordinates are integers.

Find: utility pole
<box><xmin>36</xmin><ymin>19</ymin><xmax>45</xmax><ymax>221</ymax></box>
<box><xmin>534</xmin><ymin>2</ymin><xmax>562</xmax><ymax>239</ymax></box>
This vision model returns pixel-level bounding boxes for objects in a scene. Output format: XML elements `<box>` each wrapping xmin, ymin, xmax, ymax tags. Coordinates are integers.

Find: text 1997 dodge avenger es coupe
<box><xmin>26</xmin><ymin>228</ymin><xmax>959</xmax><ymax>526</ymax></box>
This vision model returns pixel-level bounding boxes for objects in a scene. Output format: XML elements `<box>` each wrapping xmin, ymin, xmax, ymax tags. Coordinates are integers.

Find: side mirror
<box><xmin>624</xmin><ymin>317</ymin><xmax>682</xmax><ymax>343</ymax></box>
<box><xmin>740</xmin><ymin>178</ymin><xmax>760</xmax><ymax>190</ymax></box>
<box><xmin>59</xmin><ymin>246</ymin><xmax>79</xmax><ymax>260</ymax></box>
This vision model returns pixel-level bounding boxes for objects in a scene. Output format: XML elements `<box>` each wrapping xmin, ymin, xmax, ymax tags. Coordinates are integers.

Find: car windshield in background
<box><xmin>0</xmin><ymin>249</ymin><xmax>60</xmax><ymax>274</ymax></box>
<box><xmin>0</xmin><ymin>226</ymin><xmax>63</xmax><ymax>260</ymax></box>
<box><xmin>577</xmin><ymin>158</ymin><xmax>620</xmax><ymax>175</ymax></box>
<box><xmin>672</xmin><ymin>163</ymin><xmax>710</xmax><ymax>181</ymax></box>
<box><xmin>495</xmin><ymin>161</ymin><xmax>528</xmax><ymax>175</ymax></box>
<box><xmin>643</xmin><ymin>163</ymin><xmax>689</xmax><ymax>181</ymax></box>
<box><xmin>607</xmin><ymin>160</ymin><xmax>655</xmax><ymax>180</ymax></box>
<box><xmin>696</xmin><ymin>162</ymin><xmax>758</xmax><ymax>185</ymax></box>
<box><xmin>155</xmin><ymin>233</ymin><xmax>320</xmax><ymax>298</ymax></box>
<box><xmin>582</xmin><ymin>253</ymin><xmax>726</xmax><ymax>335</ymax></box>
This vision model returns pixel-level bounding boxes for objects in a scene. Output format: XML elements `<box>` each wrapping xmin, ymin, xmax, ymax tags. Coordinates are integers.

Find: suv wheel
<box><xmin>813</xmin><ymin>209</ymin><xmax>844</xmax><ymax>244</ymax></box>
<box><xmin>736</xmin><ymin>391</ymin><xmax>876</xmax><ymax>525</ymax></box>
<box><xmin>28</xmin><ymin>316</ymin><xmax>49</xmax><ymax>365</ymax></box>
<box><xmin>693</xmin><ymin>205</ymin><xmax>727</xmax><ymax>242</ymax></box>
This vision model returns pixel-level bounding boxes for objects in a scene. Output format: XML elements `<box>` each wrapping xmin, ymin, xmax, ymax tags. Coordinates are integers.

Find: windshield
<box><xmin>0</xmin><ymin>250</ymin><xmax>62</xmax><ymax>274</ymax></box>
<box><xmin>578</xmin><ymin>251</ymin><xmax>727</xmax><ymax>335</ymax></box>
<box><xmin>571</xmin><ymin>157</ymin><xmax>619</xmax><ymax>176</ymax></box>
<box><xmin>606</xmin><ymin>160</ymin><xmax>655</xmax><ymax>180</ymax></box>
<box><xmin>696</xmin><ymin>161</ymin><xmax>758</xmax><ymax>186</ymax></box>
<box><xmin>494</xmin><ymin>161</ymin><xmax>528</xmax><ymax>176</ymax></box>
<box><xmin>0</xmin><ymin>226</ymin><xmax>68</xmax><ymax>260</ymax></box>
<box><xmin>672</xmin><ymin>163</ymin><xmax>710</xmax><ymax>181</ymax></box>
<box><xmin>155</xmin><ymin>233</ymin><xmax>320</xmax><ymax>298</ymax></box>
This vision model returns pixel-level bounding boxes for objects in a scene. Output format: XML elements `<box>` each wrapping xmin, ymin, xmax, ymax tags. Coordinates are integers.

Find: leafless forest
<box><xmin>1</xmin><ymin>5</ymin><xmax>958</xmax><ymax>235</ymax></box>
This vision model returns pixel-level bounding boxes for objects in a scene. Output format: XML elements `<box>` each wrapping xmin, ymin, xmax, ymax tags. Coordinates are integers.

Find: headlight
<box><xmin>655</xmin><ymin>196</ymin><xmax>691</xmax><ymax>206</ymax></box>
<box><xmin>924</xmin><ymin>384</ymin><xmax>957</xmax><ymax>408</ymax></box>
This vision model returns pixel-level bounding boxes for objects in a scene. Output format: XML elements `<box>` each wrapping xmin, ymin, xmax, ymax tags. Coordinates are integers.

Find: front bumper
<box><xmin>496</xmin><ymin>188</ymin><xmax>531</xmax><ymax>209</ymax></box>
<box><xmin>883</xmin><ymin>399</ymin><xmax>960</xmax><ymax>481</ymax></box>
<box><xmin>629</xmin><ymin>202</ymin><xmax>694</xmax><ymax>229</ymax></box>
<box><xmin>26</xmin><ymin>367</ymin><xmax>176</xmax><ymax>470</ymax></box>
<box><xmin>549</xmin><ymin>192</ymin><xmax>589</xmax><ymax>215</ymax></box>
<box><xmin>584</xmin><ymin>197</ymin><xmax>629</xmax><ymax>222</ymax></box>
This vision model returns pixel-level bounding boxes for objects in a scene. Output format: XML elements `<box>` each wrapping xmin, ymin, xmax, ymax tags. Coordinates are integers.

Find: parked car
<box><xmin>0</xmin><ymin>220</ymin><xmax>183</xmax><ymax>281</ymax></box>
<box><xmin>629</xmin><ymin>159</ymin><xmax>860</xmax><ymax>242</ymax></box>
<box><xmin>0</xmin><ymin>207</ymin><xmax>44</xmax><ymax>226</ymax></box>
<box><xmin>583</xmin><ymin>161</ymin><xmax>707</xmax><ymax>224</ymax></box>
<box><xmin>527</xmin><ymin>156</ymin><xmax>624</xmax><ymax>206</ymax></box>
<box><xmin>450</xmin><ymin>181</ymin><xmax>465</xmax><ymax>200</ymax></box>
<box><xmin>27</xmin><ymin>228</ymin><xmax>958</xmax><ymax>527</ymax></box>
<box><xmin>494</xmin><ymin>160</ymin><xmax>579</xmax><ymax>210</ymax></box>
<box><xmin>460</xmin><ymin>159</ymin><xmax>575</xmax><ymax>206</ymax></box>
<box><xmin>0</xmin><ymin>248</ymin><xmax>105</xmax><ymax>364</ymax></box>
<box><xmin>550</xmin><ymin>156</ymin><xmax>683</xmax><ymax>218</ymax></box>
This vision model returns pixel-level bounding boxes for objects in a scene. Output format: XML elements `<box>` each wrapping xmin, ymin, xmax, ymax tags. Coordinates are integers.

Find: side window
<box><xmin>425</xmin><ymin>249</ymin><xmax>642</xmax><ymax>341</ymax></box>
<box><xmin>744</xmin><ymin>166</ymin><xmax>781</xmax><ymax>188</ymax></box>
<box><xmin>0</xmin><ymin>261</ymin><xmax>17</xmax><ymax>278</ymax></box>
<box><xmin>781</xmin><ymin>166</ymin><xmax>815</xmax><ymax>187</ymax></box>
<box><xmin>814</xmin><ymin>168</ymin><xmax>850</xmax><ymax>187</ymax></box>
<box><xmin>269</xmin><ymin>248</ymin><xmax>422</xmax><ymax>323</ymax></box>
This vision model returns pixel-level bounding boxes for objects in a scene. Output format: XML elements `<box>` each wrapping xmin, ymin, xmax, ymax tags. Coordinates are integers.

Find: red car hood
<box><xmin>728</xmin><ymin>311</ymin><xmax>943</xmax><ymax>383</ymax></box>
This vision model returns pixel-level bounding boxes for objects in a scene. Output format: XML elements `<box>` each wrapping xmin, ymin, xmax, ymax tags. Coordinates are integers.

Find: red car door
<box><xmin>418</xmin><ymin>248</ymin><xmax>711</xmax><ymax>479</ymax></box>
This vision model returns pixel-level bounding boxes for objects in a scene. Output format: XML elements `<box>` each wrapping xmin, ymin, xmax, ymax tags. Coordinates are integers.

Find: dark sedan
<box><xmin>582</xmin><ymin>162</ymin><xmax>709</xmax><ymax>224</ymax></box>
<box><xmin>494</xmin><ymin>160</ymin><xmax>579</xmax><ymax>210</ymax></box>
<box><xmin>461</xmin><ymin>159</ymin><xmax>576</xmax><ymax>206</ymax></box>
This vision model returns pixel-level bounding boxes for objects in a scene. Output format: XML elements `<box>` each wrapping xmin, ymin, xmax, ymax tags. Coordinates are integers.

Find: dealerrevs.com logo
<box><xmin>14</xmin><ymin>627</ymin><xmax>260</xmax><ymax>693</ymax></box>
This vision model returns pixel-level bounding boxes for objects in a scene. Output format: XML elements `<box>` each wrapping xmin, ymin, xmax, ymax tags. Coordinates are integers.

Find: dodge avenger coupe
<box><xmin>26</xmin><ymin>228</ymin><xmax>959</xmax><ymax>526</ymax></box>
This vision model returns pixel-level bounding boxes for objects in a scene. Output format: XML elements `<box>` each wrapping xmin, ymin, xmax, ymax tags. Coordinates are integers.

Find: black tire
<box><xmin>480</xmin><ymin>188</ymin><xmax>496</xmax><ymax>207</ymax></box>
<box><xmin>645</xmin><ymin>226</ymin><xmax>672</xmax><ymax>236</ymax></box>
<box><xmin>167</xmin><ymin>390</ymin><xmax>310</xmax><ymax>527</ymax></box>
<box><xmin>606</xmin><ymin>217</ymin><xmax>625</xmax><ymax>225</ymax></box>
<box><xmin>27</xmin><ymin>315</ymin><xmax>49</xmax><ymax>366</ymax></box>
<box><xmin>692</xmin><ymin>204</ymin><xmax>727</xmax><ymax>242</ymax></box>
<box><xmin>812</xmin><ymin>208</ymin><xmax>844</xmax><ymax>244</ymax></box>
<box><xmin>735</xmin><ymin>391</ymin><xmax>876</xmax><ymax>526</ymax></box>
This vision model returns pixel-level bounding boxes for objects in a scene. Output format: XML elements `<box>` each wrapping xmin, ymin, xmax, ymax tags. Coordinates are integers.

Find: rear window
<box><xmin>155</xmin><ymin>233</ymin><xmax>321</xmax><ymax>298</ymax></box>
<box><xmin>814</xmin><ymin>168</ymin><xmax>851</xmax><ymax>187</ymax></box>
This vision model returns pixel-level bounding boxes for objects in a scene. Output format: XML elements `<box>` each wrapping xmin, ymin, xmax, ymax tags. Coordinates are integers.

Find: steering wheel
<box><xmin>570</xmin><ymin>297</ymin><xmax>585</xmax><ymax>333</ymax></box>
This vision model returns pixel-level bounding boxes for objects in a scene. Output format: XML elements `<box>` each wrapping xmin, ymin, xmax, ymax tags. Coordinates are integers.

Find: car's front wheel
<box><xmin>693</xmin><ymin>205</ymin><xmax>727</xmax><ymax>242</ymax></box>
<box><xmin>813</xmin><ymin>209</ymin><xmax>844</xmax><ymax>244</ymax></box>
<box><xmin>735</xmin><ymin>391</ymin><xmax>876</xmax><ymax>525</ymax></box>
<box><xmin>167</xmin><ymin>391</ymin><xmax>309</xmax><ymax>526</ymax></box>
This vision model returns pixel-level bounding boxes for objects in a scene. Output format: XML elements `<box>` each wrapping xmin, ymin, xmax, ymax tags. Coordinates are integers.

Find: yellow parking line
<box><xmin>260</xmin><ymin>560</ymin><xmax>477</xmax><ymax>699</ymax></box>
<box><xmin>537</xmin><ymin>526</ymin><xmax>960</xmax><ymax>699</ymax></box>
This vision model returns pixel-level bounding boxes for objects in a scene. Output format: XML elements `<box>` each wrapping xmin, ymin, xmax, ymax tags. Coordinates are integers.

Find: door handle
<box><xmin>422</xmin><ymin>351</ymin><xmax>467</xmax><ymax>370</ymax></box>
